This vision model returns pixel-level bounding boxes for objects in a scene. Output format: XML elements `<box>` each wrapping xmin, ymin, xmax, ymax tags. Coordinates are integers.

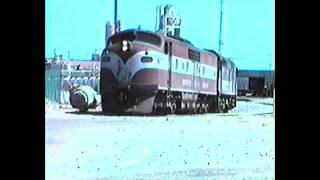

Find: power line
<box><xmin>114</xmin><ymin>0</ymin><xmax>118</xmax><ymax>32</ymax></box>
<box><xmin>218</xmin><ymin>0</ymin><xmax>224</xmax><ymax>53</ymax></box>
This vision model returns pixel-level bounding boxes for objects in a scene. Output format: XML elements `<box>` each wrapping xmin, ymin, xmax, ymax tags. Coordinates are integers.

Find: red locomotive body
<box><xmin>100</xmin><ymin>29</ymin><xmax>237</xmax><ymax>114</ymax></box>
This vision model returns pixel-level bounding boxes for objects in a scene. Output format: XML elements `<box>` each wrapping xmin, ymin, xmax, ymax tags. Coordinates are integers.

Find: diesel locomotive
<box><xmin>100</xmin><ymin>29</ymin><xmax>237</xmax><ymax>114</ymax></box>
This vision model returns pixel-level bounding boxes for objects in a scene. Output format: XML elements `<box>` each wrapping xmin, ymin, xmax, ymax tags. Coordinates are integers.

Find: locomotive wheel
<box><xmin>217</xmin><ymin>98</ymin><xmax>224</xmax><ymax>113</ymax></box>
<box><xmin>223</xmin><ymin>105</ymin><xmax>228</xmax><ymax>113</ymax></box>
<box><xmin>172</xmin><ymin>103</ymin><xmax>177</xmax><ymax>114</ymax></box>
<box><xmin>155</xmin><ymin>107</ymin><xmax>165</xmax><ymax>115</ymax></box>
<box><xmin>195</xmin><ymin>103</ymin><xmax>200</xmax><ymax>114</ymax></box>
<box><xmin>204</xmin><ymin>104</ymin><xmax>209</xmax><ymax>113</ymax></box>
<box><xmin>198</xmin><ymin>104</ymin><xmax>205</xmax><ymax>114</ymax></box>
<box><xmin>201</xmin><ymin>104</ymin><xmax>206</xmax><ymax>114</ymax></box>
<box><xmin>164</xmin><ymin>107</ymin><xmax>172</xmax><ymax>115</ymax></box>
<box><xmin>160</xmin><ymin>107</ymin><xmax>170</xmax><ymax>115</ymax></box>
<box><xmin>193</xmin><ymin>106</ymin><xmax>197</xmax><ymax>113</ymax></box>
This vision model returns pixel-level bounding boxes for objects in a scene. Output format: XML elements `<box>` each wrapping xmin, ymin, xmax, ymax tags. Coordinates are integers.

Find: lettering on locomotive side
<box><xmin>182</xmin><ymin>79</ymin><xmax>192</xmax><ymax>87</ymax></box>
<box><xmin>202</xmin><ymin>82</ymin><xmax>209</xmax><ymax>89</ymax></box>
<box><xmin>195</xmin><ymin>81</ymin><xmax>199</xmax><ymax>88</ymax></box>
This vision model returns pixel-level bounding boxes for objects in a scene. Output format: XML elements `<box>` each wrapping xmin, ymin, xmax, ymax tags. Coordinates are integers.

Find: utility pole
<box><xmin>114</xmin><ymin>0</ymin><xmax>118</xmax><ymax>32</ymax></box>
<box><xmin>159</xmin><ymin>5</ymin><xmax>162</xmax><ymax>32</ymax></box>
<box><xmin>155</xmin><ymin>5</ymin><xmax>158</xmax><ymax>32</ymax></box>
<box><xmin>67</xmin><ymin>50</ymin><xmax>70</xmax><ymax>65</ymax></box>
<box><xmin>270</xmin><ymin>63</ymin><xmax>272</xmax><ymax>97</ymax></box>
<box><xmin>218</xmin><ymin>0</ymin><xmax>224</xmax><ymax>53</ymax></box>
<box><xmin>67</xmin><ymin>50</ymin><xmax>71</xmax><ymax>71</ymax></box>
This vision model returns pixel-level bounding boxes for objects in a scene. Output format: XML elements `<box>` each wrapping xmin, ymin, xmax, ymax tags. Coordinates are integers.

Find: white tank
<box><xmin>69</xmin><ymin>85</ymin><xmax>101</xmax><ymax>112</ymax></box>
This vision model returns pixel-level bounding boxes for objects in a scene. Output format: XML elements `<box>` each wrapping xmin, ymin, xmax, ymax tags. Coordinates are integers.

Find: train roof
<box><xmin>119</xmin><ymin>29</ymin><xmax>159</xmax><ymax>36</ymax></box>
<box><xmin>115</xmin><ymin>29</ymin><xmax>224</xmax><ymax>59</ymax></box>
<box><xmin>223</xmin><ymin>57</ymin><xmax>237</xmax><ymax>69</ymax></box>
<box><xmin>204</xmin><ymin>49</ymin><xmax>220</xmax><ymax>56</ymax></box>
<box><xmin>119</xmin><ymin>29</ymin><xmax>193</xmax><ymax>45</ymax></box>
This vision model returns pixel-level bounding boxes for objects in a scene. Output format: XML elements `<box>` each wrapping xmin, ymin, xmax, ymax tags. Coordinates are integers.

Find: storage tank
<box><xmin>69</xmin><ymin>85</ymin><xmax>101</xmax><ymax>112</ymax></box>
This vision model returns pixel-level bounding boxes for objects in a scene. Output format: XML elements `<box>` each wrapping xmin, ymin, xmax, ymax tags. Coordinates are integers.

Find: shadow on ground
<box><xmin>65</xmin><ymin>110</ymin><xmax>174</xmax><ymax>117</ymax></box>
<box><xmin>65</xmin><ymin>110</ymin><xmax>227</xmax><ymax>117</ymax></box>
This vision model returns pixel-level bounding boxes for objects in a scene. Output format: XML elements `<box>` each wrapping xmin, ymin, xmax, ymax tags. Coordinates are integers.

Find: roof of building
<box><xmin>237</xmin><ymin>70</ymin><xmax>275</xmax><ymax>77</ymax></box>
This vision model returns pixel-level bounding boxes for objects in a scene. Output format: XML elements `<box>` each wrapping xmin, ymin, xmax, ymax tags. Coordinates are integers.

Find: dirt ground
<box><xmin>45</xmin><ymin>97</ymin><xmax>275</xmax><ymax>179</ymax></box>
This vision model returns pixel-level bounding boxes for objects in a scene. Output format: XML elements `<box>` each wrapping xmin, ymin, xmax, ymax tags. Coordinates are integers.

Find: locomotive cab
<box><xmin>100</xmin><ymin>30</ymin><xmax>167</xmax><ymax>114</ymax></box>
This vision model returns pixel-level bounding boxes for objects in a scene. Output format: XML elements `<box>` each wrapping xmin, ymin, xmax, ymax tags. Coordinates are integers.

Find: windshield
<box><xmin>110</xmin><ymin>31</ymin><xmax>162</xmax><ymax>47</ymax></box>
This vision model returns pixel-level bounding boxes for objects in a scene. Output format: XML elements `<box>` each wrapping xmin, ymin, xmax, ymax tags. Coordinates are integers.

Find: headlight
<box><xmin>121</xmin><ymin>40</ymin><xmax>130</xmax><ymax>52</ymax></box>
<box><xmin>122</xmin><ymin>46</ymin><xmax>128</xmax><ymax>52</ymax></box>
<box><xmin>122</xmin><ymin>40</ymin><xmax>128</xmax><ymax>46</ymax></box>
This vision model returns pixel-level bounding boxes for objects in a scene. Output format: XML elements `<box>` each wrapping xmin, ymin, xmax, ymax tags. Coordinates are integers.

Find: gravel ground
<box><xmin>45</xmin><ymin>97</ymin><xmax>275</xmax><ymax>180</ymax></box>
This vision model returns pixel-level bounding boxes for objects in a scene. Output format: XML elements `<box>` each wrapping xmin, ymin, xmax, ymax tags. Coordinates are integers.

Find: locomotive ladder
<box><xmin>166</xmin><ymin>42</ymin><xmax>173</xmax><ymax>111</ymax></box>
<box><xmin>167</xmin><ymin>42</ymin><xmax>172</xmax><ymax>92</ymax></box>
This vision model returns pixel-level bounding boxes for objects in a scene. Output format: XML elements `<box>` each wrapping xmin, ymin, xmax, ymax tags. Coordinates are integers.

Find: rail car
<box><xmin>100</xmin><ymin>29</ymin><xmax>237</xmax><ymax>114</ymax></box>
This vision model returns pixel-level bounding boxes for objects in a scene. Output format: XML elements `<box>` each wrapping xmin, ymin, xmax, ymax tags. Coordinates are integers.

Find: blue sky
<box><xmin>46</xmin><ymin>0</ymin><xmax>274</xmax><ymax>70</ymax></box>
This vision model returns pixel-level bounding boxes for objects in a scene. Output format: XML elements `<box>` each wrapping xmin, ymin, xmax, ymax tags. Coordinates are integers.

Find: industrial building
<box><xmin>237</xmin><ymin>70</ymin><xmax>275</xmax><ymax>97</ymax></box>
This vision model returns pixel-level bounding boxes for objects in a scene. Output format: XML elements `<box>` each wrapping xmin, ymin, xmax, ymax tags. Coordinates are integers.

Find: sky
<box><xmin>45</xmin><ymin>0</ymin><xmax>274</xmax><ymax>70</ymax></box>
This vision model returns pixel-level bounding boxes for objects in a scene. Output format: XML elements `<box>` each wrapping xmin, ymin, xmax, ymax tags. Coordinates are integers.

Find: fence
<box><xmin>60</xmin><ymin>70</ymin><xmax>100</xmax><ymax>91</ymax></box>
<box><xmin>45</xmin><ymin>64</ymin><xmax>100</xmax><ymax>106</ymax></box>
<box><xmin>45</xmin><ymin>65</ymin><xmax>62</xmax><ymax>103</ymax></box>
